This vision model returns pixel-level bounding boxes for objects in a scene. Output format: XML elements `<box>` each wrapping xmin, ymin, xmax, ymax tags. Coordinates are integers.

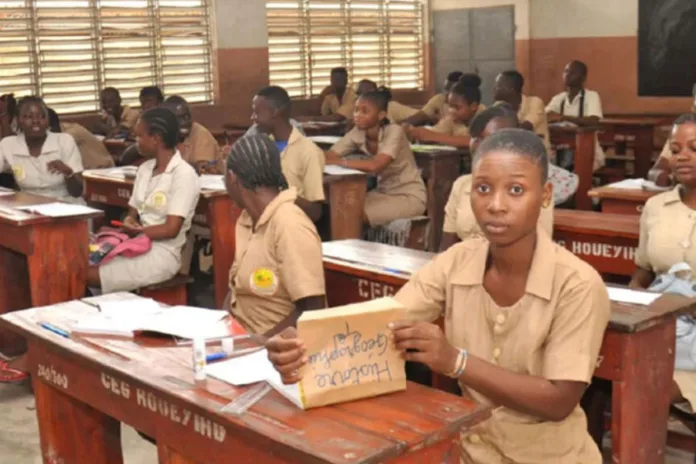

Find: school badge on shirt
<box><xmin>152</xmin><ymin>191</ymin><xmax>167</xmax><ymax>208</ymax></box>
<box><xmin>250</xmin><ymin>268</ymin><xmax>278</xmax><ymax>296</ymax></box>
<box><xmin>12</xmin><ymin>165</ymin><xmax>24</xmax><ymax>181</ymax></box>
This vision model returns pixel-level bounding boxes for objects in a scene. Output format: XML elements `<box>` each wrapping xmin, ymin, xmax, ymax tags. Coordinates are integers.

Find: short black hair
<box><xmin>226</xmin><ymin>134</ymin><xmax>289</xmax><ymax>190</ymax></box>
<box><xmin>674</xmin><ymin>113</ymin><xmax>696</xmax><ymax>125</ymax></box>
<box><xmin>357</xmin><ymin>89</ymin><xmax>391</xmax><ymax>112</ymax></box>
<box><xmin>139</xmin><ymin>86</ymin><xmax>164</xmax><ymax>103</ymax></box>
<box><xmin>16</xmin><ymin>96</ymin><xmax>49</xmax><ymax>120</ymax></box>
<box><xmin>468</xmin><ymin>104</ymin><xmax>519</xmax><ymax>139</ymax></box>
<box><xmin>447</xmin><ymin>71</ymin><xmax>464</xmax><ymax>83</ymax></box>
<box><xmin>458</xmin><ymin>73</ymin><xmax>482</xmax><ymax>88</ymax></box>
<box><xmin>139</xmin><ymin>107</ymin><xmax>180</xmax><ymax>149</ymax></box>
<box><xmin>500</xmin><ymin>70</ymin><xmax>525</xmax><ymax>93</ymax></box>
<box><xmin>256</xmin><ymin>85</ymin><xmax>291</xmax><ymax>115</ymax></box>
<box><xmin>102</xmin><ymin>87</ymin><xmax>120</xmax><ymax>99</ymax></box>
<box><xmin>163</xmin><ymin>95</ymin><xmax>188</xmax><ymax>108</ymax></box>
<box><xmin>450</xmin><ymin>79</ymin><xmax>481</xmax><ymax>105</ymax></box>
<box><xmin>570</xmin><ymin>60</ymin><xmax>588</xmax><ymax>77</ymax></box>
<box><xmin>474</xmin><ymin>128</ymin><xmax>548</xmax><ymax>183</ymax></box>
<box><xmin>331</xmin><ymin>67</ymin><xmax>348</xmax><ymax>77</ymax></box>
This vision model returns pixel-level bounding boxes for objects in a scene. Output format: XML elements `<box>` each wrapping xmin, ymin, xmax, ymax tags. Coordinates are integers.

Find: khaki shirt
<box><xmin>394</xmin><ymin>231</ymin><xmax>609</xmax><ymax>464</ymax></box>
<box><xmin>129</xmin><ymin>152</ymin><xmax>200</xmax><ymax>258</ymax></box>
<box><xmin>0</xmin><ymin>132</ymin><xmax>84</xmax><ymax>201</ymax></box>
<box><xmin>517</xmin><ymin>95</ymin><xmax>552</xmax><ymax>158</ymax></box>
<box><xmin>387</xmin><ymin>101</ymin><xmax>418</xmax><ymax>124</ymax></box>
<box><xmin>321</xmin><ymin>87</ymin><xmax>357</xmax><ymax>119</ymax></box>
<box><xmin>635</xmin><ymin>187</ymin><xmax>696</xmax><ymax>274</ymax></box>
<box><xmin>330</xmin><ymin>124</ymin><xmax>426</xmax><ymax>201</ymax></box>
<box><xmin>281</xmin><ymin>127</ymin><xmax>325</xmax><ymax>202</ymax></box>
<box><xmin>422</xmin><ymin>93</ymin><xmax>448</xmax><ymax>119</ymax></box>
<box><xmin>178</xmin><ymin>122</ymin><xmax>223</xmax><ymax>172</ymax></box>
<box><xmin>61</xmin><ymin>122</ymin><xmax>114</xmax><ymax>170</ymax></box>
<box><xmin>228</xmin><ymin>188</ymin><xmax>326</xmax><ymax>335</ymax></box>
<box><xmin>443</xmin><ymin>175</ymin><xmax>554</xmax><ymax>241</ymax></box>
<box><xmin>431</xmin><ymin>106</ymin><xmax>486</xmax><ymax>137</ymax></box>
<box><xmin>105</xmin><ymin>105</ymin><xmax>140</xmax><ymax>133</ymax></box>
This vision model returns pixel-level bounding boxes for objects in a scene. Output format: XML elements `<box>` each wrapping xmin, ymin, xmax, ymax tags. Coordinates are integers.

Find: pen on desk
<box><xmin>206</xmin><ymin>351</ymin><xmax>228</xmax><ymax>363</ymax></box>
<box><xmin>39</xmin><ymin>322</ymin><xmax>70</xmax><ymax>339</ymax></box>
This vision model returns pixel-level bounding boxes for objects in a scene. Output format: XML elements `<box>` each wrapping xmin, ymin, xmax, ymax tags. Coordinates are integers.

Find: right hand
<box><xmin>121</xmin><ymin>216</ymin><xmax>143</xmax><ymax>236</ymax></box>
<box><xmin>265</xmin><ymin>327</ymin><xmax>307</xmax><ymax>385</ymax></box>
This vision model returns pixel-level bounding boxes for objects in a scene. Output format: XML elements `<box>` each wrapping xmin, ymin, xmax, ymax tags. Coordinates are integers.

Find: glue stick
<box><xmin>193</xmin><ymin>337</ymin><xmax>206</xmax><ymax>381</ymax></box>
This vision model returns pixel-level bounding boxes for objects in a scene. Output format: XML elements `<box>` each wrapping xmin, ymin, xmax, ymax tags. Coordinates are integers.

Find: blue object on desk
<box><xmin>40</xmin><ymin>322</ymin><xmax>70</xmax><ymax>339</ymax></box>
<box><xmin>206</xmin><ymin>351</ymin><xmax>228</xmax><ymax>363</ymax></box>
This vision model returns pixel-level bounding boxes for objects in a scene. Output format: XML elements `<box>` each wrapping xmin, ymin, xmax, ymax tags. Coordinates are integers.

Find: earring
<box><xmin>542</xmin><ymin>199</ymin><xmax>551</xmax><ymax>208</ymax></box>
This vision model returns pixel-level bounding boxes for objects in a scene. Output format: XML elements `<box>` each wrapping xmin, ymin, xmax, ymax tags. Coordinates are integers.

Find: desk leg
<box><xmin>611</xmin><ymin>319</ymin><xmax>675</xmax><ymax>463</ymax></box>
<box><xmin>158</xmin><ymin>442</ymin><xmax>200</xmax><ymax>464</ymax></box>
<box><xmin>31</xmin><ymin>344</ymin><xmax>123</xmax><ymax>464</ymax></box>
<box><xmin>425</xmin><ymin>159</ymin><xmax>458</xmax><ymax>252</ymax></box>
<box><xmin>0</xmin><ymin>247</ymin><xmax>31</xmax><ymax>355</ymax></box>
<box><xmin>328</xmin><ymin>178</ymin><xmax>367</xmax><ymax>240</ymax></box>
<box><xmin>574</xmin><ymin>130</ymin><xmax>596</xmax><ymax>211</ymax></box>
<box><xmin>633</xmin><ymin>128</ymin><xmax>654</xmax><ymax>179</ymax></box>
<box><xmin>206</xmin><ymin>197</ymin><xmax>241</xmax><ymax>309</ymax></box>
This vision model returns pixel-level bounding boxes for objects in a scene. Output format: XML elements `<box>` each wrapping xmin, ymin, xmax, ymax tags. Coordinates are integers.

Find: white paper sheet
<box><xmin>206</xmin><ymin>349</ymin><xmax>276</xmax><ymax>386</ymax></box>
<box><xmin>16</xmin><ymin>202</ymin><xmax>101</xmax><ymax>218</ymax></box>
<box><xmin>323</xmin><ymin>165</ymin><xmax>365</xmax><ymax>176</ymax></box>
<box><xmin>0</xmin><ymin>187</ymin><xmax>14</xmax><ymax>197</ymax></box>
<box><xmin>309</xmin><ymin>135</ymin><xmax>341</xmax><ymax>145</ymax></box>
<box><xmin>410</xmin><ymin>144</ymin><xmax>458</xmax><ymax>152</ymax></box>
<box><xmin>606</xmin><ymin>178</ymin><xmax>645</xmax><ymax>190</ymax></box>
<box><xmin>82</xmin><ymin>292</ymin><xmax>150</xmax><ymax>307</ymax></box>
<box><xmin>607</xmin><ymin>287</ymin><xmax>660</xmax><ymax>306</ymax></box>
<box><xmin>199</xmin><ymin>174</ymin><xmax>226</xmax><ymax>191</ymax></box>
<box><xmin>99</xmin><ymin>298</ymin><xmax>162</xmax><ymax>316</ymax></box>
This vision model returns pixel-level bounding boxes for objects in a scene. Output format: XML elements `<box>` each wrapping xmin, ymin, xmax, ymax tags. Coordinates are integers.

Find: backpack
<box><xmin>89</xmin><ymin>229</ymin><xmax>152</xmax><ymax>267</ymax></box>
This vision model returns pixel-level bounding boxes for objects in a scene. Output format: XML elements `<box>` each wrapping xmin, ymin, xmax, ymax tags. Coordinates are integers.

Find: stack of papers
<box><xmin>323</xmin><ymin>165</ymin><xmax>364</xmax><ymax>176</ymax></box>
<box><xmin>16</xmin><ymin>203</ymin><xmax>101</xmax><ymax>218</ymax></box>
<box><xmin>85</xmin><ymin>166</ymin><xmax>138</xmax><ymax>180</ymax></box>
<box><xmin>607</xmin><ymin>287</ymin><xmax>660</xmax><ymax>306</ymax></box>
<box><xmin>199</xmin><ymin>174</ymin><xmax>226</xmax><ymax>191</ymax></box>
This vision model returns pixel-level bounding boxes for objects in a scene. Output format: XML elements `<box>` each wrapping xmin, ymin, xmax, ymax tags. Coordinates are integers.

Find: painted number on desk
<box><xmin>90</xmin><ymin>194</ymin><xmax>108</xmax><ymax>203</ymax></box>
<box><xmin>555</xmin><ymin>240</ymin><xmax>636</xmax><ymax>261</ymax></box>
<box><xmin>101</xmin><ymin>373</ymin><xmax>131</xmax><ymax>399</ymax></box>
<box><xmin>596</xmin><ymin>355</ymin><xmax>604</xmax><ymax>369</ymax></box>
<box><xmin>358</xmin><ymin>279</ymin><xmax>396</xmax><ymax>300</ymax></box>
<box><xmin>37</xmin><ymin>364</ymin><xmax>68</xmax><ymax>390</ymax></box>
<box><xmin>117</xmin><ymin>188</ymin><xmax>131</xmax><ymax>200</ymax></box>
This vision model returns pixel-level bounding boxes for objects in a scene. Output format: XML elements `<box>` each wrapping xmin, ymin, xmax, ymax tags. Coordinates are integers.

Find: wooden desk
<box><xmin>82</xmin><ymin>173</ymin><xmax>240</xmax><ymax>308</ymax></box>
<box><xmin>1</xmin><ymin>303</ymin><xmax>490</xmax><ymax>464</ymax></box>
<box><xmin>553</xmin><ymin>209</ymin><xmax>639</xmax><ymax>277</ymax></box>
<box><xmin>549</xmin><ymin>125</ymin><xmax>598</xmax><ymax>210</ymax></box>
<box><xmin>588</xmin><ymin>186</ymin><xmax>659</xmax><ymax>215</ymax></box>
<box><xmin>601</xmin><ymin>118</ymin><xmax>664</xmax><ymax>179</ymax></box>
<box><xmin>0</xmin><ymin>192</ymin><xmax>103</xmax><ymax>356</ymax></box>
<box><xmin>322</xmin><ymin>239</ymin><xmax>696</xmax><ymax>464</ymax></box>
<box><xmin>323</xmin><ymin>173</ymin><xmax>367</xmax><ymax>240</ymax></box>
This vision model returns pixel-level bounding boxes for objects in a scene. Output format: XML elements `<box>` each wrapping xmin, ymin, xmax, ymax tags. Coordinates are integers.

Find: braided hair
<box><xmin>139</xmin><ymin>107</ymin><xmax>180</xmax><ymax>149</ymax></box>
<box><xmin>358</xmin><ymin>89</ymin><xmax>392</xmax><ymax>127</ymax></box>
<box><xmin>475</xmin><ymin>128</ymin><xmax>549</xmax><ymax>184</ymax></box>
<box><xmin>226</xmin><ymin>134</ymin><xmax>289</xmax><ymax>191</ymax></box>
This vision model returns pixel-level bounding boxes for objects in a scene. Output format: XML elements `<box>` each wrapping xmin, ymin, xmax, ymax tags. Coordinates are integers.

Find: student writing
<box><xmin>402</xmin><ymin>71</ymin><xmax>463</xmax><ymax>126</ymax></box>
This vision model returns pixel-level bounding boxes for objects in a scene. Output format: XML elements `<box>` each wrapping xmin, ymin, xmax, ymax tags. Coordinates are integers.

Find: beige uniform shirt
<box><xmin>517</xmin><ymin>95</ymin><xmax>552</xmax><ymax>158</ymax></box>
<box><xmin>546</xmin><ymin>90</ymin><xmax>606</xmax><ymax>171</ymax></box>
<box><xmin>387</xmin><ymin>101</ymin><xmax>418</xmax><ymax>124</ymax></box>
<box><xmin>431</xmin><ymin>107</ymin><xmax>486</xmax><ymax>137</ymax></box>
<box><xmin>321</xmin><ymin>87</ymin><xmax>357</xmax><ymax>119</ymax></box>
<box><xmin>422</xmin><ymin>93</ymin><xmax>448</xmax><ymax>119</ymax></box>
<box><xmin>129</xmin><ymin>152</ymin><xmax>200</xmax><ymax>258</ymax></box>
<box><xmin>0</xmin><ymin>132</ymin><xmax>84</xmax><ymax>201</ymax></box>
<box><xmin>61</xmin><ymin>122</ymin><xmax>114</xmax><ymax>170</ymax></box>
<box><xmin>105</xmin><ymin>105</ymin><xmax>140</xmax><ymax>133</ymax></box>
<box><xmin>394</xmin><ymin>232</ymin><xmax>609</xmax><ymax>464</ymax></box>
<box><xmin>443</xmin><ymin>175</ymin><xmax>554</xmax><ymax>241</ymax></box>
<box><xmin>330</xmin><ymin>124</ymin><xmax>426</xmax><ymax>201</ymax></box>
<box><xmin>178</xmin><ymin>122</ymin><xmax>223</xmax><ymax>172</ymax></box>
<box><xmin>281</xmin><ymin>127</ymin><xmax>326</xmax><ymax>202</ymax></box>
<box><xmin>228</xmin><ymin>188</ymin><xmax>326</xmax><ymax>335</ymax></box>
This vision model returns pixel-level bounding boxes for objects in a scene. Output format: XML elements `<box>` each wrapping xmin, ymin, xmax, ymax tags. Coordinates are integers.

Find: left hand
<box><xmin>47</xmin><ymin>160</ymin><xmax>73</xmax><ymax>177</ymax></box>
<box><xmin>390</xmin><ymin>320</ymin><xmax>459</xmax><ymax>376</ymax></box>
<box><xmin>325</xmin><ymin>153</ymin><xmax>343</xmax><ymax>165</ymax></box>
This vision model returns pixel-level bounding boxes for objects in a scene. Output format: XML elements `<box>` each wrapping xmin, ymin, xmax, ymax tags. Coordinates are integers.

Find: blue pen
<box><xmin>206</xmin><ymin>351</ymin><xmax>227</xmax><ymax>363</ymax></box>
<box><xmin>40</xmin><ymin>322</ymin><xmax>70</xmax><ymax>339</ymax></box>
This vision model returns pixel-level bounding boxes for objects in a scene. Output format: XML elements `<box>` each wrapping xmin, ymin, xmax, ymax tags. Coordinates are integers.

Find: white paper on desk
<box><xmin>641</xmin><ymin>179</ymin><xmax>671</xmax><ymax>192</ymax></box>
<box><xmin>99</xmin><ymin>298</ymin><xmax>162</xmax><ymax>316</ymax></box>
<box><xmin>410</xmin><ymin>144</ymin><xmax>458</xmax><ymax>152</ymax></box>
<box><xmin>16</xmin><ymin>202</ymin><xmax>101</xmax><ymax>218</ymax></box>
<box><xmin>82</xmin><ymin>292</ymin><xmax>150</xmax><ymax>307</ymax></box>
<box><xmin>606</xmin><ymin>178</ymin><xmax>645</xmax><ymax>190</ymax></box>
<box><xmin>138</xmin><ymin>306</ymin><xmax>228</xmax><ymax>339</ymax></box>
<box><xmin>0</xmin><ymin>205</ymin><xmax>30</xmax><ymax>219</ymax></box>
<box><xmin>607</xmin><ymin>287</ymin><xmax>660</xmax><ymax>306</ymax></box>
<box><xmin>309</xmin><ymin>135</ymin><xmax>341</xmax><ymax>145</ymax></box>
<box><xmin>0</xmin><ymin>187</ymin><xmax>14</xmax><ymax>196</ymax></box>
<box><xmin>323</xmin><ymin>165</ymin><xmax>364</xmax><ymax>176</ymax></box>
<box><xmin>36</xmin><ymin>300</ymin><xmax>100</xmax><ymax>332</ymax></box>
<box><xmin>199</xmin><ymin>174</ymin><xmax>226</xmax><ymax>191</ymax></box>
<box><xmin>207</xmin><ymin>349</ymin><xmax>276</xmax><ymax>386</ymax></box>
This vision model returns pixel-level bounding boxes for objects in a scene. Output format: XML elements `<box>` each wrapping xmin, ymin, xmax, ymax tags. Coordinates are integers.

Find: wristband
<box><xmin>447</xmin><ymin>348</ymin><xmax>468</xmax><ymax>379</ymax></box>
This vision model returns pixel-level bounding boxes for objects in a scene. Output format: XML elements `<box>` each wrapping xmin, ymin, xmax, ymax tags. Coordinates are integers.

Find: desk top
<box><xmin>549</xmin><ymin>124</ymin><xmax>600</xmax><ymax>134</ymax></box>
<box><xmin>553</xmin><ymin>209</ymin><xmax>639</xmax><ymax>239</ymax></box>
<box><xmin>587</xmin><ymin>186</ymin><xmax>659</xmax><ymax>202</ymax></box>
<box><xmin>601</xmin><ymin>117</ymin><xmax>665</xmax><ymax>127</ymax></box>
<box><xmin>322</xmin><ymin>240</ymin><xmax>696</xmax><ymax>333</ymax></box>
<box><xmin>0</xmin><ymin>191</ymin><xmax>103</xmax><ymax>226</ymax></box>
<box><xmin>1</xmin><ymin>303</ymin><xmax>490</xmax><ymax>463</ymax></box>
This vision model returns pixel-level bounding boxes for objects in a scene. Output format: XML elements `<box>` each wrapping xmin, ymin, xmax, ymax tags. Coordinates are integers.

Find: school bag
<box><xmin>89</xmin><ymin>229</ymin><xmax>152</xmax><ymax>267</ymax></box>
<box><xmin>648</xmin><ymin>262</ymin><xmax>696</xmax><ymax>371</ymax></box>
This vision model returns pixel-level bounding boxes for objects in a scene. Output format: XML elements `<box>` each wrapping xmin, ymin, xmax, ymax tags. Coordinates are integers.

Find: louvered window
<box><xmin>267</xmin><ymin>0</ymin><xmax>424</xmax><ymax>98</ymax></box>
<box><xmin>0</xmin><ymin>0</ymin><xmax>213</xmax><ymax>114</ymax></box>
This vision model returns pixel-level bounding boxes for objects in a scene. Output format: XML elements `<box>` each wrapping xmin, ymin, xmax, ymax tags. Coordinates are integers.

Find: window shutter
<box><xmin>0</xmin><ymin>1</ymin><xmax>39</xmax><ymax>99</ymax></box>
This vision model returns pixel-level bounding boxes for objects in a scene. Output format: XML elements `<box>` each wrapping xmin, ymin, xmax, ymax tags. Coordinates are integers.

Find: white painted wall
<box><xmin>529</xmin><ymin>0</ymin><xmax>637</xmax><ymax>39</ymax></box>
<box><xmin>214</xmin><ymin>0</ymin><xmax>268</xmax><ymax>49</ymax></box>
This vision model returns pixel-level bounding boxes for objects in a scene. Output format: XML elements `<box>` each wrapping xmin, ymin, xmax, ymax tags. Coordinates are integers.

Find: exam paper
<box><xmin>607</xmin><ymin>287</ymin><xmax>660</xmax><ymax>306</ymax></box>
<box><xmin>323</xmin><ymin>165</ymin><xmax>364</xmax><ymax>176</ymax></box>
<box><xmin>606</xmin><ymin>178</ymin><xmax>645</xmax><ymax>190</ymax></box>
<box><xmin>16</xmin><ymin>203</ymin><xmax>101</xmax><ymax>218</ymax></box>
<box><xmin>309</xmin><ymin>135</ymin><xmax>341</xmax><ymax>145</ymax></box>
<box><xmin>199</xmin><ymin>175</ymin><xmax>226</xmax><ymax>191</ymax></box>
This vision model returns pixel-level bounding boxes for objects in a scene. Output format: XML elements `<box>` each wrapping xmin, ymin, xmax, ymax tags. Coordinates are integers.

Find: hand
<box><xmin>121</xmin><ymin>216</ymin><xmax>143</xmax><ymax>236</ymax></box>
<box><xmin>408</xmin><ymin>126</ymin><xmax>430</xmax><ymax>143</ymax></box>
<box><xmin>265</xmin><ymin>327</ymin><xmax>307</xmax><ymax>385</ymax></box>
<box><xmin>194</xmin><ymin>160</ymin><xmax>218</xmax><ymax>175</ymax></box>
<box><xmin>390</xmin><ymin>320</ymin><xmax>459</xmax><ymax>376</ymax></box>
<box><xmin>324</xmin><ymin>153</ymin><xmax>343</xmax><ymax>165</ymax></box>
<box><xmin>547</xmin><ymin>113</ymin><xmax>563</xmax><ymax>124</ymax></box>
<box><xmin>46</xmin><ymin>160</ymin><xmax>73</xmax><ymax>177</ymax></box>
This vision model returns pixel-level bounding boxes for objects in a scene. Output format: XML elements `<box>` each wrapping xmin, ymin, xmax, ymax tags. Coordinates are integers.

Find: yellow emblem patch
<box><xmin>12</xmin><ymin>165</ymin><xmax>24</xmax><ymax>181</ymax></box>
<box><xmin>152</xmin><ymin>191</ymin><xmax>167</xmax><ymax>208</ymax></box>
<box><xmin>250</xmin><ymin>268</ymin><xmax>278</xmax><ymax>296</ymax></box>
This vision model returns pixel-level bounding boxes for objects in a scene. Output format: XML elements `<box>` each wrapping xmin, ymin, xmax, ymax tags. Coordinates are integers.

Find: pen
<box><xmin>40</xmin><ymin>322</ymin><xmax>70</xmax><ymax>339</ymax></box>
<box><xmin>111</xmin><ymin>220</ymin><xmax>124</xmax><ymax>227</ymax></box>
<box><xmin>206</xmin><ymin>351</ymin><xmax>227</xmax><ymax>363</ymax></box>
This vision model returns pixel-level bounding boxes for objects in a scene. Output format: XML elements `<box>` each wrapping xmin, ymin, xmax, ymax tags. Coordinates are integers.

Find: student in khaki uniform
<box><xmin>251</xmin><ymin>85</ymin><xmax>325</xmax><ymax>222</ymax></box>
<box><xmin>267</xmin><ymin>129</ymin><xmax>610</xmax><ymax>464</ymax></box>
<box><xmin>325</xmin><ymin>90</ymin><xmax>427</xmax><ymax>226</ymax></box>
<box><xmin>440</xmin><ymin>105</ymin><xmax>554</xmax><ymax>251</ymax></box>
<box><xmin>97</xmin><ymin>87</ymin><xmax>140</xmax><ymax>137</ymax></box>
<box><xmin>224</xmin><ymin>135</ymin><xmax>326</xmax><ymax>336</ymax></box>
<box><xmin>629</xmin><ymin>113</ymin><xmax>696</xmax><ymax>407</ymax></box>
<box><xmin>162</xmin><ymin>95</ymin><xmax>224</xmax><ymax>175</ymax></box>
<box><xmin>405</xmin><ymin>75</ymin><xmax>486</xmax><ymax>149</ymax></box>
<box><xmin>494</xmin><ymin>70</ymin><xmax>552</xmax><ymax>158</ymax></box>
<box><xmin>355</xmin><ymin>80</ymin><xmax>419</xmax><ymax>124</ymax></box>
<box><xmin>87</xmin><ymin>108</ymin><xmax>201</xmax><ymax>293</ymax></box>
<box><xmin>139</xmin><ymin>86</ymin><xmax>164</xmax><ymax>112</ymax></box>
<box><xmin>648</xmin><ymin>114</ymin><xmax>692</xmax><ymax>187</ymax></box>
<box><xmin>317</xmin><ymin>67</ymin><xmax>356</xmax><ymax>122</ymax></box>
<box><xmin>0</xmin><ymin>97</ymin><xmax>84</xmax><ymax>202</ymax></box>
<box><xmin>402</xmin><ymin>70</ymin><xmax>464</xmax><ymax>126</ymax></box>
<box><xmin>61</xmin><ymin>121</ymin><xmax>114</xmax><ymax>170</ymax></box>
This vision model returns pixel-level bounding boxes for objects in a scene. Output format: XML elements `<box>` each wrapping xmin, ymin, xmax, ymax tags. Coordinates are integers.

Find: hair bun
<box><xmin>459</xmin><ymin>73</ymin><xmax>482</xmax><ymax>89</ymax></box>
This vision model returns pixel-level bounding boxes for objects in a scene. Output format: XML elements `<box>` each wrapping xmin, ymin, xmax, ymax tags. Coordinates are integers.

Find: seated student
<box><xmin>0</xmin><ymin>93</ymin><xmax>61</xmax><ymax>138</ymax></box>
<box><xmin>86</xmin><ymin>108</ymin><xmax>200</xmax><ymax>293</ymax></box>
<box><xmin>163</xmin><ymin>95</ymin><xmax>224</xmax><ymax>174</ymax></box>
<box><xmin>96</xmin><ymin>87</ymin><xmax>140</xmax><ymax>138</ymax></box>
<box><xmin>245</xmin><ymin>117</ymin><xmax>305</xmax><ymax>137</ymax></box>
<box><xmin>0</xmin><ymin>96</ymin><xmax>84</xmax><ymax>202</ymax></box>
<box><xmin>440</xmin><ymin>106</ymin><xmax>554</xmax><ymax>251</ymax></box>
<box><xmin>250</xmin><ymin>86</ymin><xmax>325</xmax><ymax>222</ymax></box>
<box><xmin>316</xmin><ymin>67</ymin><xmax>356</xmax><ymax>122</ymax></box>
<box><xmin>325</xmin><ymin>89</ymin><xmax>427</xmax><ymax>227</ymax></box>
<box><xmin>494</xmin><ymin>70</ymin><xmax>552</xmax><ymax>157</ymax></box>
<box><xmin>267</xmin><ymin>129</ymin><xmax>610</xmax><ymax>464</ymax></box>
<box><xmin>355</xmin><ymin>80</ymin><xmax>419</xmax><ymax>124</ymax></box>
<box><xmin>629</xmin><ymin>113</ymin><xmax>696</xmax><ymax>406</ymax></box>
<box><xmin>61</xmin><ymin>121</ymin><xmax>115</xmax><ymax>170</ymax></box>
<box><xmin>224</xmin><ymin>135</ymin><xmax>326</xmax><ymax>336</ymax></box>
<box><xmin>139</xmin><ymin>85</ymin><xmax>164</xmax><ymax>112</ymax></box>
<box><xmin>402</xmin><ymin>71</ymin><xmax>464</xmax><ymax>126</ymax></box>
<box><xmin>648</xmin><ymin>110</ymin><xmax>696</xmax><ymax>187</ymax></box>
<box><xmin>546</xmin><ymin>60</ymin><xmax>606</xmax><ymax>171</ymax></box>
<box><xmin>405</xmin><ymin>74</ymin><xmax>485</xmax><ymax>148</ymax></box>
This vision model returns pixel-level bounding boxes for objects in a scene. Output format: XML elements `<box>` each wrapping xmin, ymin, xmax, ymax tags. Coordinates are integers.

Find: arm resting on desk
<box><xmin>325</xmin><ymin>151</ymin><xmax>392</xmax><ymax>176</ymax></box>
<box><xmin>547</xmin><ymin>112</ymin><xmax>600</xmax><ymax>127</ymax></box>
<box><xmin>402</xmin><ymin>111</ymin><xmax>435</xmax><ymax>127</ymax></box>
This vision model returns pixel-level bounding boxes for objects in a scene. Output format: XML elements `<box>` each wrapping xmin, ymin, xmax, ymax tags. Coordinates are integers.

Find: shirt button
<box><xmin>492</xmin><ymin>348</ymin><xmax>501</xmax><ymax>359</ymax></box>
<box><xmin>493</xmin><ymin>324</ymin><xmax>504</xmax><ymax>334</ymax></box>
<box><xmin>468</xmin><ymin>433</ymin><xmax>481</xmax><ymax>444</ymax></box>
<box><xmin>496</xmin><ymin>313</ymin><xmax>506</xmax><ymax>324</ymax></box>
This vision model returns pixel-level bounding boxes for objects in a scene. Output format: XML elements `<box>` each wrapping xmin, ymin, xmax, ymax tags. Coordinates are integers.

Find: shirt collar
<box><xmin>161</xmin><ymin>151</ymin><xmax>184</xmax><ymax>174</ymax></box>
<box><xmin>450</xmin><ymin>227</ymin><xmax>555</xmax><ymax>301</ymax></box>
<box><xmin>14</xmin><ymin>131</ymin><xmax>60</xmax><ymax>157</ymax></box>
<box><xmin>287</xmin><ymin>126</ymin><xmax>303</xmax><ymax>147</ymax></box>
<box><xmin>237</xmin><ymin>187</ymin><xmax>298</xmax><ymax>230</ymax></box>
<box><xmin>663</xmin><ymin>186</ymin><xmax>683</xmax><ymax>205</ymax></box>
<box><xmin>565</xmin><ymin>89</ymin><xmax>585</xmax><ymax>105</ymax></box>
